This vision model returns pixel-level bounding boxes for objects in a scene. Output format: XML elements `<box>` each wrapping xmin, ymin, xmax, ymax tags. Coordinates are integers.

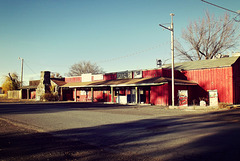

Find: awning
<box><xmin>61</xmin><ymin>77</ymin><xmax>197</xmax><ymax>88</ymax></box>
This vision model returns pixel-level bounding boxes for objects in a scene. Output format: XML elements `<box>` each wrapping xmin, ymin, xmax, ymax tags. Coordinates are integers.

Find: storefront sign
<box><xmin>80</xmin><ymin>90</ymin><xmax>86</xmax><ymax>95</ymax></box>
<box><xmin>93</xmin><ymin>74</ymin><xmax>103</xmax><ymax>81</ymax></box>
<box><xmin>82</xmin><ymin>73</ymin><xmax>92</xmax><ymax>82</ymax></box>
<box><xmin>133</xmin><ymin>70</ymin><xmax>142</xmax><ymax>78</ymax></box>
<box><xmin>117</xmin><ymin>71</ymin><xmax>132</xmax><ymax>79</ymax></box>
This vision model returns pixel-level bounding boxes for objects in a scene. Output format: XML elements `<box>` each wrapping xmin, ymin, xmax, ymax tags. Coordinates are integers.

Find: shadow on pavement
<box><xmin>1</xmin><ymin>110</ymin><xmax>240</xmax><ymax>161</ymax></box>
<box><xmin>0</xmin><ymin>102</ymin><xmax>134</xmax><ymax>115</ymax></box>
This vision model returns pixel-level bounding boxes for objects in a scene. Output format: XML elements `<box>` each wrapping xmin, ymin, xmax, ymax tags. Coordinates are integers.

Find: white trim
<box><xmin>67</xmin><ymin>82</ymin><xmax>167</xmax><ymax>88</ymax></box>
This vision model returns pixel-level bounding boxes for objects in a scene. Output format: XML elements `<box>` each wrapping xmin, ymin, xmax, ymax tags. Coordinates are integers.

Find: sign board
<box><xmin>82</xmin><ymin>73</ymin><xmax>92</xmax><ymax>82</ymax></box>
<box><xmin>93</xmin><ymin>74</ymin><xmax>103</xmax><ymax>81</ymax></box>
<box><xmin>178</xmin><ymin>90</ymin><xmax>188</xmax><ymax>106</ymax></box>
<box><xmin>117</xmin><ymin>71</ymin><xmax>132</xmax><ymax>79</ymax></box>
<box><xmin>209</xmin><ymin>90</ymin><xmax>218</xmax><ymax>106</ymax></box>
<box><xmin>133</xmin><ymin>70</ymin><xmax>142</xmax><ymax>78</ymax></box>
<box><xmin>117</xmin><ymin>96</ymin><xmax>127</xmax><ymax>104</ymax></box>
<box><xmin>80</xmin><ymin>90</ymin><xmax>86</xmax><ymax>95</ymax></box>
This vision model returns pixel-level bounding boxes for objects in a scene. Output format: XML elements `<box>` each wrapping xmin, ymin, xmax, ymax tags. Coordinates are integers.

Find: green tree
<box><xmin>1</xmin><ymin>73</ymin><xmax>20</xmax><ymax>94</ymax></box>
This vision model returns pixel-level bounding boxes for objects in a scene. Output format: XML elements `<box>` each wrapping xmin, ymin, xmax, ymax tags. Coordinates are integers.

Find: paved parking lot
<box><xmin>1</xmin><ymin>102</ymin><xmax>240</xmax><ymax>160</ymax></box>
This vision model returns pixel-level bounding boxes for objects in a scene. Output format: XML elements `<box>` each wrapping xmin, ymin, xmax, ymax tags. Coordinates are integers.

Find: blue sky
<box><xmin>0</xmin><ymin>0</ymin><xmax>240</xmax><ymax>85</ymax></box>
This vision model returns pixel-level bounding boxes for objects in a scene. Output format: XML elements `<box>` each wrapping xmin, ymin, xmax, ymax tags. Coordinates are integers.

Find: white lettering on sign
<box><xmin>93</xmin><ymin>74</ymin><xmax>103</xmax><ymax>81</ymax></box>
<box><xmin>117</xmin><ymin>71</ymin><xmax>132</xmax><ymax>79</ymax></box>
<box><xmin>82</xmin><ymin>73</ymin><xmax>92</xmax><ymax>82</ymax></box>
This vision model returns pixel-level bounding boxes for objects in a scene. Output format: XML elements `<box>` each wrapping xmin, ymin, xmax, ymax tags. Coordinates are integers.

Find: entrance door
<box><xmin>131</xmin><ymin>89</ymin><xmax>136</xmax><ymax>103</ymax></box>
<box><xmin>139</xmin><ymin>89</ymin><xmax>146</xmax><ymax>104</ymax></box>
<box><xmin>127</xmin><ymin>88</ymin><xmax>136</xmax><ymax>103</ymax></box>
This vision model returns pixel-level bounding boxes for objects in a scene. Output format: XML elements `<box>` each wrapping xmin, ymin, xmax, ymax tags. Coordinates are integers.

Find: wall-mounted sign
<box><xmin>82</xmin><ymin>73</ymin><xmax>92</xmax><ymax>82</ymax></box>
<box><xmin>133</xmin><ymin>70</ymin><xmax>142</xmax><ymax>78</ymax></box>
<box><xmin>209</xmin><ymin>90</ymin><xmax>218</xmax><ymax>106</ymax></box>
<box><xmin>117</xmin><ymin>71</ymin><xmax>132</xmax><ymax>79</ymax></box>
<box><xmin>80</xmin><ymin>90</ymin><xmax>86</xmax><ymax>95</ymax></box>
<box><xmin>178</xmin><ymin>90</ymin><xmax>188</xmax><ymax>106</ymax></box>
<box><xmin>93</xmin><ymin>74</ymin><xmax>103</xmax><ymax>81</ymax></box>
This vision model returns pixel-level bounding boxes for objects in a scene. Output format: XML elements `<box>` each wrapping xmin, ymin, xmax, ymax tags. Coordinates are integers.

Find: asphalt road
<box><xmin>1</xmin><ymin>102</ymin><xmax>240</xmax><ymax>161</ymax></box>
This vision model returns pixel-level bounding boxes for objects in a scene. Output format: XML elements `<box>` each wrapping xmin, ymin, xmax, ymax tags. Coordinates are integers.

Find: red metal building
<box><xmin>22</xmin><ymin>56</ymin><xmax>240</xmax><ymax>106</ymax></box>
<box><xmin>162</xmin><ymin>56</ymin><xmax>240</xmax><ymax>104</ymax></box>
<box><xmin>61</xmin><ymin>56</ymin><xmax>240</xmax><ymax>106</ymax></box>
<box><xmin>61</xmin><ymin>68</ymin><xmax>196</xmax><ymax>106</ymax></box>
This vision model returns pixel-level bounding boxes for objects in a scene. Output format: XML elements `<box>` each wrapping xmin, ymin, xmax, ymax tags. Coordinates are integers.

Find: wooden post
<box><xmin>111</xmin><ymin>87</ymin><xmax>114</xmax><ymax>103</ymax></box>
<box><xmin>60</xmin><ymin>87</ymin><xmax>63</xmax><ymax>101</ymax></box>
<box><xmin>74</xmin><ymin>88</ymin><xmax>77</xmax><ymax>102</ymax></box>
<box><xmin>135</xmin><ymin>86</ymin><xmax>138</xmax><ymax>104</ymax></box>
<box><xmin>27</xmin><ymin>89</ymin><xmax>29</xmax><ymax>99</ymax></box>
<box><xmin>20</xmin><ymin>89</ymin><xmax>22</xmax><ymax>99</ymax></box>
<box><xmin>91</xmin><ymin>87</ymin><xmax>94</xmax><ymax>102</ymax></box>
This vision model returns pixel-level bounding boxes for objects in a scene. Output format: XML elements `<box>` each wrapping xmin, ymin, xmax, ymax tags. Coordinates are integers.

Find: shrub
<box><xmin>218</xmin><ymin>102</ymin><xmax>231</xmax><ymax>109</ymax></box>
<box><xmin>41</xmin><ymin>93</ymin><xmax>59</xmax><ymax>101</ymax></box>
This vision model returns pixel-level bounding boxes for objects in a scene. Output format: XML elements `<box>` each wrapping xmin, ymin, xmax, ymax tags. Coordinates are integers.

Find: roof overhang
<box><xmin>68</xmin><ymin>82</ymin><xmax>167</xmax><ymax>88</ymax></box>
<box><xmin>61</xmin><ymin>77</ymin><xmax>197</xmax><ymax>89</ymax></box>
<box><xmin>19</xmin><ymin>86</ymin><xmax>38</xmax><ymax>89</ymax></box>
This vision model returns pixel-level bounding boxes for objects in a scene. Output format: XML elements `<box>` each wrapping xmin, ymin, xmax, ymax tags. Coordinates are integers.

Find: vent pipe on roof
<box><xmin>214</xmin><ymin>53</ymin><xmax>230</xmax><ymax>59</ymax></box>
<box><xmin>156</xmin><ymin>59</ymin><xmax>162</xmax><ymax>68</ymax></box>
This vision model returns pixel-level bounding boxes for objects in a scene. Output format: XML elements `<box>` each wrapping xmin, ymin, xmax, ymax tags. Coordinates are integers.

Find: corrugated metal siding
<box><xmin>142</xmin><ymin>68</ymin><xmax>186</xmax><ymax>79</ymax></box>
<box><xmin>74</xmin><ymin>90</ymin><xmax>110</xmax><ymax>103</ymax></box>
<box><xmin>183</xmin><ymin>67</ymin><xmax>233</xmax><ymax>104</ymax></box>
<box><xmin>143</xmin><ymin>69</ymin><xmax>162</xmax><ymax>78</ymax></box>
<box><xmin>150</xmin><ymin>84</ymin><xmax>169</xmax><ymax>105</ymax></box>
<box><xmin>232</xmin><ymin>58</ymin><xmax>240</xmax><ymax>104</ymax></box>
<box><xmin>104</xmin><ymin>73</ymin><xmax>117</xmax><ymax>80</ymax></box>
<box><xmin>162</xmin><ymin>69</ymin><xmax>171</xmax><ymax>78</ymax></box>
<box><xmin>94</xmin><ymin>91</ymin><xmax>103</xmax><ymax>102</ymax></box>
<box><xmin>65</xmin><ymin>77</ymin><xmax>82</xmax><ymax>83</ymax></box>
<box><xmin>145</xmin><ymin>90</ymin><xmax>150</xmax><ymax>104</ymax></box>
<box><xmin>75</xmin><ymin>90</ymin><xmax>93</xmax><ymax>102</ymax></box>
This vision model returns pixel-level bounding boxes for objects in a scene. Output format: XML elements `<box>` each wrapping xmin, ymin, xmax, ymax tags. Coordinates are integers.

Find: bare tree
<box><xmin>51</xmin><ymin>72</ymin><xmax>62</xmax><ymax>78</ymax></box>
<box><xmin>176</xmin><ymin>12</ymin><xmax>239</xmax><ymax>61</ymax></box>
<box><xmin>68</xmin><ymin>61</ymin><xmax>104</xmax><ymax>76</ymax></box>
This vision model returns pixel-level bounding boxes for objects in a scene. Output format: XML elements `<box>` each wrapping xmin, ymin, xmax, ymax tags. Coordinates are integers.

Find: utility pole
<box><xmin>19</xmin><ymin>57</ymin><xmax>24</xmax><ymax>87</ymax></box>
<box><xmin>159</xmin><ymin>13</ymin><xmax>175</xmax><ymax>106</ymax></box>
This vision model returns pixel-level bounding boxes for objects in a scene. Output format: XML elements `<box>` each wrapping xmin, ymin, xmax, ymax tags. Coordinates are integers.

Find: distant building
<box><xmin>20</xmin><ymin>71</ymin><xmax>66</xmax><ymax>100</ymax></box>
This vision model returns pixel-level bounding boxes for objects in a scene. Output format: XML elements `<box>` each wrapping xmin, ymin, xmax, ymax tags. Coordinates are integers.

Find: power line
<box><xmin>23</xmin><ymin>60</ymin><xmax>37</xmax><ymax>74</ymax></box>
<box><xmin>201</xmin><ymin>0</ymin><xmax>239</xmax><ymax>15</ymax></box>
<box><xmin>96</xmin><ymin>42</ymin><xmax>169</xmax><ymax>64</ymax></box>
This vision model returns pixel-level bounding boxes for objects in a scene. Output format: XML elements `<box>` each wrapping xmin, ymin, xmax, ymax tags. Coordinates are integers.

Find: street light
<box><xmin>159</xmin><ymin>13</ymin><xmax>175</xmax><ymax>106</ymax></box>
